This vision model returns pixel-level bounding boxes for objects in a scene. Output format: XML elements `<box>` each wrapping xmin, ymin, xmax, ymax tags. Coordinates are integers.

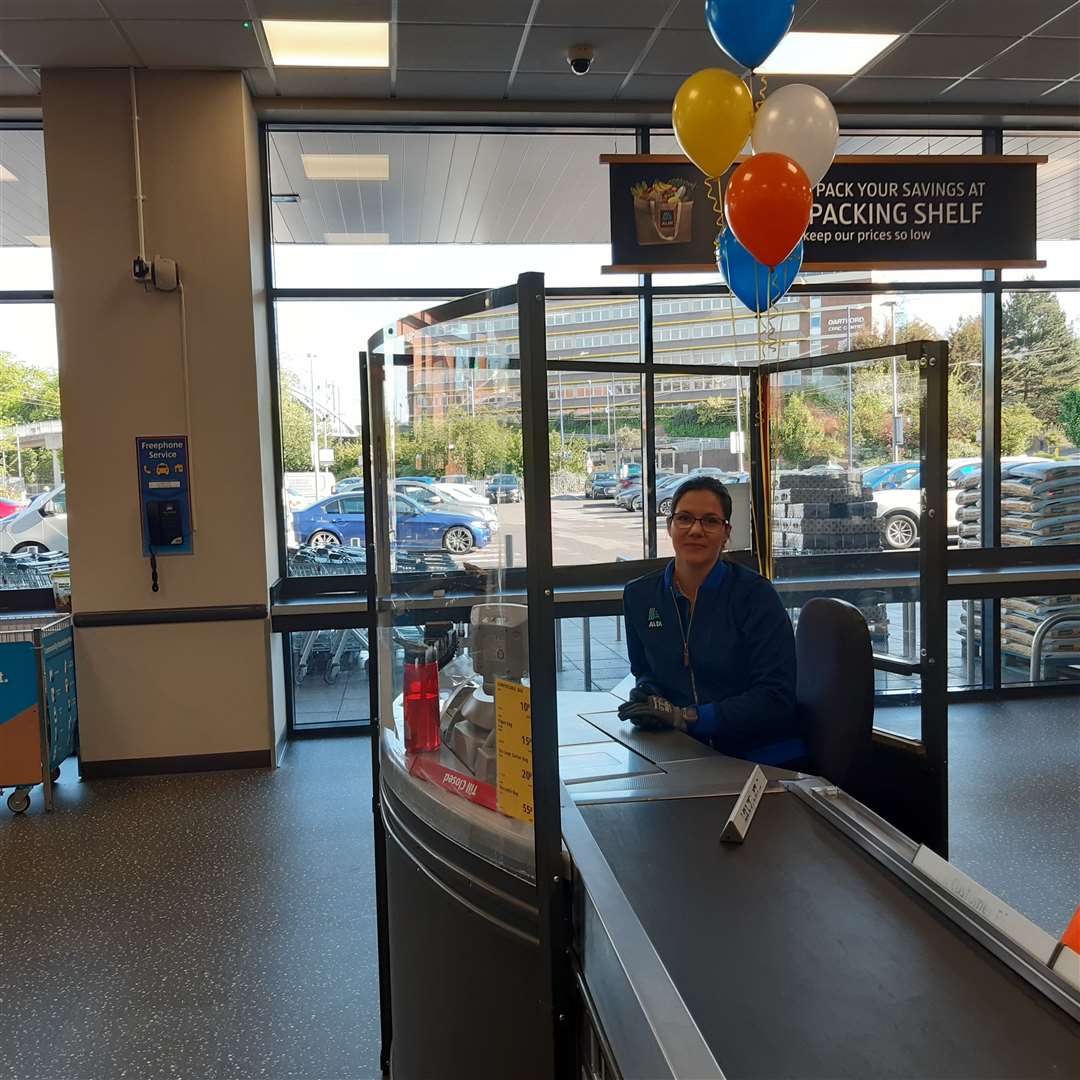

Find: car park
<box><xmin>441</xmin><ymin>474</ymin><xmax>469</xmax><ymax>486</ymax></box>
<box><xmin>397</xmin><ymin>479</ymin><xmax>497</xmax><ymax>526</ymax></box>
<box><xmin>0</xmin><ymin>486</ymin><xmax>68</xmax><ymax>554</ymax></box>
<box><xmin>332</xmin><ymin>476</ymin><xmax>364</xmax><ymax>494</ymax></box>
<box><xmin>293</xmin><ymin>491</ymin><xmax>492</xmax><ymax>554</ymax></box>
<box><xmin>431</xmin><ymin>482</ymin><xmax>490</xmax><ymax>509</ymax></box>
<box><xmin>862</xmin><ymin>462</ymin><xmax>920</xmax><ymax>490</ymax></box>
<box><xmin>486</xmin><ymin>474</ymin><xmax>522</xmax><ymax>503</ymax></box>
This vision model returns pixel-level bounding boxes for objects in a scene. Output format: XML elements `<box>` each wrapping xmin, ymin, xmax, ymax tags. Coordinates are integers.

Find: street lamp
<box><xmin>883</xmin><ymin>300</ymin><xmax>900</xmax><ymax>463</ymax></box>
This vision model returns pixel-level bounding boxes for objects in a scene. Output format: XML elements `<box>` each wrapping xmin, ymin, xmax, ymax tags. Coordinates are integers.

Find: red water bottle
<box><xmin>404</xmin><ymin>647</ymin><xmax>441</xmax><ymax>753</ymax></box>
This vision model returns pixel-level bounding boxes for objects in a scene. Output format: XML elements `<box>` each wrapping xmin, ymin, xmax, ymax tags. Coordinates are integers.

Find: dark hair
<box><xmin>670</xmin><ymin>477</ymin><xmax>732</xmax><ymax>522</ymax></box>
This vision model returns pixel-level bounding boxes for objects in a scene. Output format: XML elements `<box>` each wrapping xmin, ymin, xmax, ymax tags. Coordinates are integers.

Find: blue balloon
<box><xmin>705</xmin><ymin>0</ymin><xmax>796</xmax><ymax>70</ymax></box>
<box><xmin>716</xmin><ymin>229</ymin><xmax>802</xmax><ymax>313</ymax></box>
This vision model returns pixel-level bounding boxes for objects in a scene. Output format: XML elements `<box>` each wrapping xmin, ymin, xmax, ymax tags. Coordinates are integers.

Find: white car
<box><xmin>0</xmin><ymin>485</ymin><xmax>69</xmax><ymax>554</ymax></box>
<box><xmin>431</xmin><ymin>483</ymin><xmax>497</xmax><ymax>523</ymax></box>
<box><xmin>874</xmin><ymin>473</ymin><xmax>959</xmax><ymax>550</ymax></box>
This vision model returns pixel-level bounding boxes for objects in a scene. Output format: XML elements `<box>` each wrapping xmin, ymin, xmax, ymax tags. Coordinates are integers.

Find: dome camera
<box><xmin>567</xmin><ymin>45</ymin><xmax>595</xmax><ymax>76</ymax></box>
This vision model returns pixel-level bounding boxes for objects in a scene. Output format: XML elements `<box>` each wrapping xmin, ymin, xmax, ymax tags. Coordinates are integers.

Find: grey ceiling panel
<box><xmin>120</xmin><ymin>20</ymin><xmax>265</xmax><ymax>68</ymax></box>
<box><xmin>0</xmin><ymin>19</ymin><xmax>138</xmax><ymax>65</ymax></box>
<box><xmin>942</xmin><ymin>78</ymin><xmax>1057</xmax><ymax>104</ymax></box>
<box><xmin>1037</xmin><ymin>78</ymin><xmax>1080</xmax><ymax>103</ymax></box>
<box><xmin>395</xmin><ymin>69</ymin><xmax>510</xmax><ymax>99</ymax></box>
<box><xmin>535</xmin><ymin>0</ymin><xmax>674</xmax><ymax>28</ymax></box>
<box><xmin>399</xmin><ymin>0</ymin><xmax>533</xmax><ymax>22</ymax></box>
<box><xmin>752</xmin><ymin>74</ymin><xmax>850</xmax><ymax>96</ymax></box>
<box><xmin>399</xmin><ymin>132</ymin><xmax>431</xmax><ymax>244</ymax></box>
<box><xmin>107</xmin><ymin>0</ymin><xmax>250</xmax><ymax>17</ymax></box>
<box><xmin>273</xmin><ymin>69</ymin><xmax>391</xmax><ymax>94</ymax></box>
<box><xmin>0</xmin><ymin>68</ymin><xmax>38</xmax><ymax>94</ymax></box>
<box><xmin>0</xmin><ymin>0</ymin><xmax>103</xmax><ymax>16</ymax></box>
<box><xmin>416</xmin><ymin>134</ymin><xmax>454</xmax><ymax>242</ymax></box>
<box><xmin>431</xmin><ymin>133</ymin><xmax>480</xmax><ymax>242</ymax></box>
<box><xmin>518</xmin><ymin>26</ymin><xmax>653</xmax><ymax>74</ymax></box>
<box><xmin>254</xmin><ymin>0</ymin><xmax>390</xmax><ymax>17</ymax></box>
<box><xmin>865</xmin><ymin>34</ymin><xmax>1012</xmax><ymax>77</ymax></box>
<box><xmin>1035</xmin><ymin>7</ymin><xmax>1080</xmax><ymax>36</ymax></box>
<box><xmin>508</xmin><ymin>71</ymin><xmax>626</xmax><ymax>99</ymax></box>
<box><xmin>619</xmin><ymin>72</ymin><xmax>685</xmax><ymax>99</ymax></box>
<box><xmin>977</xmin><ymin>37</ymin><xmax>1080</xmax><ymax>79</ymax></box>
<box><xmin>245</xmin><ymin>67</ymin><xmax>278</xmax><ymax>95</ymax></box>
<box><xmin>397</xmin><ymin>24</ymin><xmax>523</xmax><ymax>72</ymax></box>
<box><xmin>667</xmin><ymin>0</ymin><xmax>715</xmax><ymax>31</ymax></box>
<box><xmin>919</xmin><ymin>0</ymin><xmax>1077</xmax><ymax>36</ymax></box>
<box><xmin>834</xmin><ymin>76</ymin><xmax>955</xmax><ymax>102</ymax></box>
<box><xmin>793</xmin><ymin>0</ymin><xmax>944</xmax><ymax>33</ymax></box>
<box><xmin>637</xmin><ymin>28</ymin><xmax>739</xmax><ymax>75</ymax></box>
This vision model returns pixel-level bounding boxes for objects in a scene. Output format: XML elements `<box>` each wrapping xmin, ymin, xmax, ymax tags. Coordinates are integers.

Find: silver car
<box><xmin>0</xmin><ymin>485</ymin><xmax>68</xmax><ymax>553</ymax></box>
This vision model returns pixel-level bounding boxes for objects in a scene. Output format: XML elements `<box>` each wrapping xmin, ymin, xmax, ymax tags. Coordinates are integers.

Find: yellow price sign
<box><xmin>495</xmin><ymin>678</ymin><xmax>534</xmax><ymax>824</ymax></box>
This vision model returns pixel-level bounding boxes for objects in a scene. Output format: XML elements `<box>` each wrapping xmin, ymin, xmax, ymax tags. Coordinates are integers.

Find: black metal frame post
<box><xmin>917</xmin><ymin>339</ymin><xmax>951</xmax><ymax>855</ymax></box>
<box><xmin>747</xmin><ymin>369</ymin><xmax>768</xmax><ymax>575</ymax></box>
<box><xmin>359</xmin><ymin>352</ymin><xmax>393</xmax><ymax>1075</ymax></box>
<box><xmin>518</xmin><ymin>271</ymin><xmax>573</xmax><ymax>1076</ymax></box>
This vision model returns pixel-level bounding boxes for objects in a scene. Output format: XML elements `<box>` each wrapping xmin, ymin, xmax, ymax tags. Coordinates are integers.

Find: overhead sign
<box><xmin>602</xmin><ymin>154</ymin><xmax>1045</xmax><ymax>273</ymax></box>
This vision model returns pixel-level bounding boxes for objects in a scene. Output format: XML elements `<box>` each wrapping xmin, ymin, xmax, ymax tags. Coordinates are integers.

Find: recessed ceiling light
<box><xmin>263</xmin><ymin>20</ymin><xmax>389</xmax><ymax>68</ymax></box>
<box><xmin>324</xmin><ymin>232</ymin><xmax>391</xmax><ymax>244</ymax></box>
<box><xmin>0</xmin><ymin>165</ymin><xmax>17</xmax><ymax>182</ymax></box>
<box><xmin>303</xmin><ymin>154</ymin><xmax>390</xmax><ymax>181</ymax></box>
<box><xmin>757</xmin><ymin>32</ymin><xmax>898</xmax><ymax>76</ymax></box>
<box><xmin>26</xmin><ymin>235</ymin><xmax>50</xmax><ymax>246</ymax></box>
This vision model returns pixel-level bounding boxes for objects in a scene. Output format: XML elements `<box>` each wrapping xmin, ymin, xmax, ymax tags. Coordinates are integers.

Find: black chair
<box><xmin>795</xmin><ymin>597</ymin><xmax>875</xmax><ymax>792</ymax></box>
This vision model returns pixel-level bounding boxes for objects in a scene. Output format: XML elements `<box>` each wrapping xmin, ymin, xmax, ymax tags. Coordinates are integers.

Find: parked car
<box><xmin>332</xmin><ymin>476</ymin><xmax>364</xmax><ymax>494</ymax></box>
<box><xmin>656</xmin><ymin>470</ymin><xmax>746</xmax><ymax>516</ymax></box>
<box><xmin>874</xmin><ymin>470</ymin><xmax>961</xmax><ymax>550</ymax></box>
<box><xmin>0</xmin><ymin>497</ymin><xmax>23</xmax><ymax>519</ymax></box>
<box><xmin>0</xmin><ymin>486</ymin><xmax>68</xmax><ymax>553</ymax></box>
<box><xmin>486</xmin><ymin>474</ymin><xmax>522</xmax><ymax>503</ymax></box>
<box><xmin>399</xmin><ymin>475</ymin><xmax>436</xmax><ymax>484</ymax></box>
<box><xmin>441</xmin><ymin>474</ymin><xmax>470</xmax><ymax>486</ymax></box>
<box><xmin>293</xmin><ymin>492</ymin><xmax>492</xmax><ymax>554</ymax></box>
<box><xmin>861</xmin><ymin>462</ymin><xmax>920</xmax><ymax>491</ymax></box>
<box><xmin>615</xmin><ymin>463</ymin><xmax>643</xmax><ymax>495</ymax></box>
<box><xmin>432</xmin><ymin>481</ymin><xmax>485</xmax><ymax>507</ymax></box>
<box><xmin>397</xmin><ymin>478</ymin><xmax>497</xmax><ymax>526</ymax></box>
<box><xmin>585</xmin><ymin>471</ymin><xmax>617</xmax><ymax>499</ymax></box>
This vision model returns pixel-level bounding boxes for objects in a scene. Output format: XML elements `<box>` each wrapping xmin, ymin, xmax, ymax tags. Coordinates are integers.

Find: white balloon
<box><xmin>751</xmin><ymin>83</ymin><xmax>839</xmax><ymax>187</ymax></box>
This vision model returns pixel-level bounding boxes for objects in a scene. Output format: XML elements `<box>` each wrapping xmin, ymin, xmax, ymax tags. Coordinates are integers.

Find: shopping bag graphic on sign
<box><xmin>632</xmin><ymin>179</ymin><xmax>695</xmax><ymax>245</ymax></box>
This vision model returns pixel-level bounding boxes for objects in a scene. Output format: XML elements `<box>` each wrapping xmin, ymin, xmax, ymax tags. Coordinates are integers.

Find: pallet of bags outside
<box><xmin>999</xmin><ymin>595</ymin><xmax>1080</xmax><ymax>672</ymax></box>
<box><xmin>773</xmin><ymin>471</ymin><xmax>881</xmax><ymax>555</ymax></box>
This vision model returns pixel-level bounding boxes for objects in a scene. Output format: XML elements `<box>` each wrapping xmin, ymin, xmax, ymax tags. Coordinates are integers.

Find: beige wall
<box><xmin>42</xmin><ymin>70</ymin><xmax>281</xmax><ymax>765</ymax></box>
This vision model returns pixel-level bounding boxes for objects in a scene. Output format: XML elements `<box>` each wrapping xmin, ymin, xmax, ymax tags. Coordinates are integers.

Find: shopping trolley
<box><xmin>0</xmin><ymin>614</ymin><xmax>77</xmax><ymax>814</ymax></box>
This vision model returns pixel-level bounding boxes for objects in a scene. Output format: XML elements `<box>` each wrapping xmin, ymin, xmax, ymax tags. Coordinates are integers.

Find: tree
<box><xmin>1001</xmin><ymin>402</ymin><xmax>1044</xmax><ymax>456</ymax></box>
<box><xmin>1059</xmin><ymin>388</ymin><xmax>1080</xmax><ymax>449</ymax></box>
<box><xmin>1002</xmin><ymin>290</ymin><xmax>1080</xmax><ymax>425</ymax></box>
<box><xmin>279</xmin><ymin>372</ymin><xmax>316</xmax><ymax>473</ymax></box>
<box><xmin>775</xmin><ymin>393</ymin><xmax>843</xmax><ymax>468</ymax></box>
<box><xmin>947</xmin><ymin>314</ymin><xmax>982</xmax><ymax>392</ymax></box>
<box><xmin>0</xmin><ymin>350</ymin><xmax>61</xmax><ymax>424</ymax></box>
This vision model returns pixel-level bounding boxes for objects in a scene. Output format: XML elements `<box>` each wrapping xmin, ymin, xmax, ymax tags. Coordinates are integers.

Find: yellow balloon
<box><xmin>673</xmin><ymin>68</ymin><xmax>754</xmax><ymax>179</ymax></box>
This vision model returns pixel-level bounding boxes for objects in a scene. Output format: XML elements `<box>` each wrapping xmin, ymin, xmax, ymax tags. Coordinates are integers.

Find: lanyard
<box><xmin>669</xmin><ymin>586</ymin><xmax>700</xmax><ymax>706</ymax></box>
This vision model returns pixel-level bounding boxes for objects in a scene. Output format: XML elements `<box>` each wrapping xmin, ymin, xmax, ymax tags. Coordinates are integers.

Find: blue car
<box><xmin>862</xmin><ymin>462</ymin><xmax>920</xmax><ymax>490</ymax></box>
<box><xmin>293</xmin><ymin>492</ymin><xmax>492</xmax><ymax>555</ymax></box>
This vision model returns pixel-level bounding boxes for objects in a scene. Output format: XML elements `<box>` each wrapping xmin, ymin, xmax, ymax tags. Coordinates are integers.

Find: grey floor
<box><xmin>0</xmin><ymin>740</ymin><xmax>381</xmax><ymax>1080</ymax></box>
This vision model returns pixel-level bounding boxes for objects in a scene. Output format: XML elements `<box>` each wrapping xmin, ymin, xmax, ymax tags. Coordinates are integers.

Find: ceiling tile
<box><xmin>517</xmin><ymin>26</ymin><xmax>653</xmax><ymax>74</ymax></box>
<box><xmin>245</xmin><ymin>67</ymin><xmax>278</xmax><ymax>96</ymax></box>
<box><xmin>1035</xmin><ymin>7</ymin><xmax>1080</xmax><ymax>36</ymax></box>
<box><xmin>941</xmin><ymin>78</ymin><xmax>1058</xmax><ymax>104</ymax></box>
<box><xmin>760</xmin><ymin>74</ymin><xmax>850</xmax><ymax>96</ymax></box>
<box><xmin>793</xmin><ymin>0</ymin><xmax>943</xmax><ymax>33</ymax></box>
<box><xmin>121</xmin><ymin>20</ymin><xmax>265</xmax><ymax>68</ymax></box>
<box><xmin>865</xmin><ymin>35</ymin><xmax>1012</xmax><ymax>77</ymax></box>
<box><xmin>1037</xmin><ymin>78</ymin><xmax>1080</xmax><ymax>103</ymax></box>
<box><xmin>0</xmin><ymin>0</ymin><xmax>103</xmax><ymax>16</ymax></box>
<box><xmin>508</xmin><ymin>71</ymin><xmax>624</xmax><ymax>100</ymax></box>
<box><xmin>397</xmin><ymin>24</ymin><xmax>523</xmax><ymax>72</ymax></box>
<box><xmin>0</xmin><ymin>68</ymin><xmax>39</xmax><ymax>94</ymax></box>
<box><xmin>399</xmin><ymin>0</ymin><xmax>532</xmax><ymax>22</ymax></box>
<box><xmin>274</xmin><ymin>68</ymin><xmax>391</xmax><ymax>95</ymax></box>
<box><xmin>919</xmin><ymin>0</ymin><xmax>1078</xmax><ymax>36</ymax></box>
<box><xmin>667</xmin><ymin>0</ymin><xmax>710</xmax><ymax>31</ymax></box>
<box><xmin>0</xmin><ymin>19</ymin><xmax>138</xmax><ymax>66</ymax></box>
<box><xmin>618</xmin><ymin>72</ymin><xmax>685</xmax><ymax>100</ymax></box>
<box><xmin>253</xmin><ymin>0</ymin><xmax>390</xmax><ymax>17</ymax></box>
<box><xmin>977</xmin><ymin>37</ymin><xmax>1080</xmax><ymax>79</ymax></box>
<box><xmin>394</xmin><ymin>69</ymin><xmax>509</xmax><ymax>98</ymax></box>
<box><xmin>534</xmin><ymin>0</ymin><xmax>674</xmax><ymax>28</ymax></box>
<box><xmin>833</xmin><ymin>76</ymin><xmax>954</xmax><ymax>103</ymax></box>
<box><xmin>107</xmin><ymin>0</ymin><xmax>249</xmax><ymax>17</ymax></box>
<box><xmin>638</xmin><ymin>28</ymin><xmax>739</xmax><ymax>75</ymax></box>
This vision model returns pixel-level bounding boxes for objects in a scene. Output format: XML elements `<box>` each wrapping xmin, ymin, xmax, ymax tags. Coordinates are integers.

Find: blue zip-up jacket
<box><xmin>623</xmin><ymin>559</ymin><xmax>803</xmax><ymax>766</ymax></box>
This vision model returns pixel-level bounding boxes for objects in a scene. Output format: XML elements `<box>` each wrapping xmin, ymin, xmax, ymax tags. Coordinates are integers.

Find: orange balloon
<box><xmin>724</xmin><ymin>153</ymin><xmax>812</xmax><ymax>269</ymax></box>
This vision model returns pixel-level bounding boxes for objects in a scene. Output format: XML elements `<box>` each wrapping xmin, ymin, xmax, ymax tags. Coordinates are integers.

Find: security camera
<box><xmin>567</xmin><ymin>45</ymin><xmax>595</xmax><ymax>76</ymax></box>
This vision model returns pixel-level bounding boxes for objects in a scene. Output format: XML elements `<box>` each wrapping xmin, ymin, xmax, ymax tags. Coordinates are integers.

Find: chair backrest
<box><xmin>795</xmin><ymin>596</ymin><xmax>875</xmax><ymax>791</ymax></box>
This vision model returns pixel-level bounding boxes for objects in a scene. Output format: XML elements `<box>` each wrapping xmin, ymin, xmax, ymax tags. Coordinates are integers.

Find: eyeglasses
<box><xmin>669</xmin><ymin>512</ymin><xmax>730</xmax><ymax>533</ymax></box>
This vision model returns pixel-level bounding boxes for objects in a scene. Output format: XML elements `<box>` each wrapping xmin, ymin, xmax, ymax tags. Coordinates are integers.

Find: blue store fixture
<box><xmin>0</xmin><ymin>615</ymin><xmax>77</xmax><ymax>814</ymax></box>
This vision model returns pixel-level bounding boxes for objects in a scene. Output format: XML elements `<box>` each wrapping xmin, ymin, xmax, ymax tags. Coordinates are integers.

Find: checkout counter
<box><xmin>379</xmin><ymin>672</ymin><xmax>1080</xmax><ymax>1080</ymax></box>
